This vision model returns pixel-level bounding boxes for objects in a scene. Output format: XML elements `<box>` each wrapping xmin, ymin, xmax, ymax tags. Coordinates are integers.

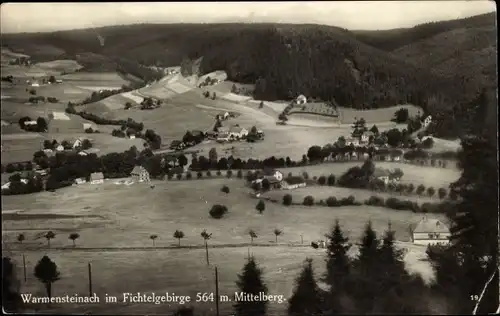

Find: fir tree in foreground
<box><xmin>288</xmin><ymin>258</ymin><xmax>322</xmax><ymax>316</ymax></box>
<box><xmin>322</xmin><ymin>219</ymin><xmax>352</xmax><ymax>314</ymax></box>
<box><xmin>234</xmin><ymin>257</ymin><xmax>268</xmax><ymax>316</ymax></box>
<box><xmin>429</xmin><ymin>131</ymin><xmax>499</xmax><ymax>314</ymax></box>
<box><xmin>2</xmin><ymin>257</ymin><xmax>23</xmax><ymax>313</ymax></box>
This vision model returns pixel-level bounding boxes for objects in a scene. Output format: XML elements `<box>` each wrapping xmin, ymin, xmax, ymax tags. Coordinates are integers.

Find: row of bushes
<box><xmin>276</xmin><ymin>192</ymin><xmax>450</xmax><ymax>214</ymax></box>
<box><xmin>66</xmin><ymin>104</ymin><xmax>145</xmax><ymax>131</ymax></box>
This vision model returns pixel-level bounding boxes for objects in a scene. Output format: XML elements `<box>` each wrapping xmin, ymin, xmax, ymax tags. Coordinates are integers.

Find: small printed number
<box><xmin>470</xmin><ymin>295</ymin><xmax>479</xmax><ymax>301</ymax></box>
<box><xmin>196</xmin><ymin>292</ymin><xmax>214</xmax><ymax>302</ymax></box>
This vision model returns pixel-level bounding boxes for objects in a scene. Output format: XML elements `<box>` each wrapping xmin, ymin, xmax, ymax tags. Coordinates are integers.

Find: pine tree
<box><xmin>349</xmin><ymin>221</ymin><xmax>380</xmax><ymax>313</ymax></box>
<box><xmin>430</xmin><ymin>133</ymin><xmax>499</xmax><ymax>314</ymax></box>
<box><xmin>322</xmin><ymin>220</ymin><xmax>352</xmax><ymax>315</ymax></box>
<box><xmin>234</xmin><ymin>257</ymin><xmax>268</xmax><ymax>316</ymax></box>
<box><xmin>288</xmin><ymin>258</ymin><xmax>322</xmax><ymax>316</ymax></box>
<box><xmin>2</xmin><ymin>257</ymin><xmax>23</xmax><ymax>313</ymax></box>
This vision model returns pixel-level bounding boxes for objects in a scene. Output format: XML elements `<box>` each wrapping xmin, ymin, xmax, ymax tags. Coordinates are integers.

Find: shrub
<box><xmin>283</xmin><ymin>194</ymin><xmax>293</xmax><ymax>206</ymax></box>
<box><xmin>312</xmin><ymin>176</ymin><xmax>318</xmax><ymax>181</ymax></box>
<box><xmin>209</xmin><ymin>204</ymin><xmax>228</xmax><ymax>219</ymax></box>
<box><xmin>288</xmin><ymin>172</ymin><xmax>293</xmax><ymax>177</ymax></box>
<box><xmin>176</xmin><ymin>173</ymin><xmax>182</xmax><ymax>180</ymax></box>
<box><xmin>167</xmin><ymin>173</ymin><xmax>173</xmax><ymax>180</ymax></box>
<box><xmin>385</xmin><ymin>197</ymin><xmax>419</xmax><ymax>212</ymax></box>
<box><xmin>221</xmin><ymin>185</ymin><xmax>230</xmax><ymax>194</ymax></box>
<box><xmin>364</xmin><ymin>195</ymin><xmax>385</xmax><ymax>207</ymax></box>
<box><xmin>302</xmin><ymin>172</ymin><xmax>309</xmax><ymax>180</ymax></box>
<box><xmin>256</xmin><ymin>200</ymin><xmax>265</xmax><ymax>214</ymax></box>
<box><xmin>216</xmin><ymin>170</ymin><xmax>222</xmax><ymax>176</ymax></box>
<box><xmin>303</xmin><ymin>195</ymin><xmax>314</xmax><ymax>206</ymax></box>
<box><xmin>318</xmin><ymin>199</ymin><xmax>325</xmax><ymax>206</ymax></box>
<box><xmin>206</xmin><ymin>171</ymin><xmax>212</xmax><ymax>177</ymax></box>
<box><xmin>326</xmin><ymin>196</ymin><xmax>338</xmax><ymax>207</ymax></box>
<box><xmin>197</xmin><ymin>171</ymin><xmax>203</xmax><ymax>179</ymax></box>
<box><xmin>318</xmin><ymin>175</ymin><xmax>326</xmax><ymax>185</ymax></box>
<box><xmin>226</xmin><ymin>170</ymin><xmax>233</xmax><ymax>178</ymax></box>
<box><xmin>186</xmin><ymin>172</ymin><xmax>192</xmax><ymax>180</ymax></box>
<box><xmin>438</xmin><ymin>188</ymin><xmax>447</xmax><ymax>199</ymax></box>
<box><xmin>327</xmin><ymin>174</ymin><xmax>336</xmax><ymax>186</ymax></box>
<box><xmin>236</xmin><ymin>170</ymin><xmax>243</xmax><ymax>178</ymax></box>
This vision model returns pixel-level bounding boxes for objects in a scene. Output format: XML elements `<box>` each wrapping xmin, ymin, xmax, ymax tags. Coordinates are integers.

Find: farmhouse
<box><xmin>169</xmin><ymin>140</ymin><xmax>185</xmax><ymax>150</ymax></box>
<box><xmin>346</xmin><ymin>138</ymin><xmax>360</xmax><ymax>147</ymax></box>
<box><xmin>47</xmin><ymin>111</ymin><xmax>84</xmax><ymax>133</ymax></box>
<box><xmin>74</xmin><ymin>178</ymin><xmax>86</xmax><ymax>185</ymax></box>
<box><xmin>55</xmin><ymin>145</ymin><xmax>65</xmax><ymax>152</ymax></box>
<box><xmin>252</xmin><ymin>169</ymin><xmax>286</xmax><ymax>189</ymax></box>
<box><xmin>229</xmin><ymin>126</ymin><xmax>248</xmax><ymax>139</ymax></box>
<box><xmin>296</xmin><ymin>94</ymin><xmax>307</xmax><ymax>105</ymax></box>
<box><xmin>130</xmin><ymin>165</ymin><xmax>150</xmax><ymax>182</ymax></box>
<box><xmin>72</xmin><ymin>138</ymin><xmax>84</xmax><ymax>149</ymax></box>
<box><xmin>24</xmin><ymin>120</ymin><xmax>38</xmax><ymax>126</ymax></box>
<box><xmin>89</xmin><ymin>172</ymin><xmax>104</xmax><ymax>184</ymax></box>
<box><xmin>78</xmin><ymin>148</ymin><xmax>100</xmax><ymax>156</ymax></box>
<box><xmin>410</xmin><ymin>217</ymin><xmax>451</xmax><ymax>246</ymax></box>
<box><xmin>372</xmin><ymin>168</ymin><xmax>400</xmax><ymax>185</ymax></box>
<box><xmin>422</xmin><ymin>115</ymin><xmax>432</xmax><ymax>128</ymax></box>
<box><xmin>361</xmin><ymin>131</ymin><xmax>375</xmax><ymax>144</ymax></box>
<box><xmin>205</xmin><ymin>131</ymin><xmax>217</xmax><ymax>139</ymax></box>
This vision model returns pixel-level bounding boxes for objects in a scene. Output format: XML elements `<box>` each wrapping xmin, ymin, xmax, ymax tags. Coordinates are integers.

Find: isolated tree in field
<box><xmin>323</xmin><ymin>219</ymin><xmax>352</xmax><ymax>313</ymax></box>
<box><xmin>248</xmin><ymin>230</ymin><xmax>257</xmax><ymax>245</ymax></box>
<box><xmin>17</xmin><ymin>234</ymin><xmax>25</xmax><ymax>244</ymax></box>
<box><xmin>209</xmin><ymin>148</ymin><xmax>218</xmax><ymax>163</ymax></box>
<box><xmin>407</xmin><ymin>183</ymin><xmax>415</xmax><ymax>194</ymax></box>
<box><xmin>2</xmin><ymin>257</ymin><xmax>23</xmax><ymax>313</ymax></box>
<box><xmin>416</xmin><ymin>184</ymin><xmax>426</xmax><ymax>196</ymax></box>
<box><xmin>173</xmin><ymin>230</ymin><xmax>185</xmax><ymax>246</ymax></box>
<box><xmin>34</xmin><ymin>255</ymin><xmax>60</xmax><ymax>300</ymax></box>
<box><xmin>327</xmin><ymin>174</ymin><xmax>336</xmax><ymax>186</ymax></box>
<box><xmin>288</xmin><ymin>258</ymin><xmax>322</xmax><ymax>316</ymax></box>
<box><xmin>221</xmin><ymin>185</ymin><xmax>230</xmax><ymax>194</ymax></box>
<box><xmin>273</xmin><ymin>229</ymin><xmax>283</xmax><ymax>243</ymax></box>
<box><xmin>259</xmin><ymin>101</ymin><xmax>264</xmax><ymax>109</ymax></box>
<box><xmin>81</xmin><ymin>139</ymin><xmax>92</xmax><ymax>150</ymax></box>
<box><xmin>149</xmin><ymin>234</ymin><xmax>158</xmax><ymax>247</ymax></box>
<box><xmin>36</xmin><ymin>117</ymin><xmax>48</xmax><ymax>132</ymax></box>
<box><xmin>68</xmin><ymin>233</ymin><xmax>80</xmax><ymax>247</ymax></box>
<box><xmin>44</xmin><ymin>231</ymin><xmax>55</xmax><ymax>248</ymax></box>
<box><xmin>209</xmin><ymin>204</ymin><xmax>228</xmax><ymax>219</ymax></box>
<box><xmin>256</xmin><ymin>200</ymin><xmax>265</xmax><ymax>214</ymax></box>
<box><xmin>211</xmin><ymin>92</ymin><xmax>217</xmax><ymax>100</ymax></box>
<box><xmin>234</xmin><ymin>256</ymin><xmax>268</xmax><ymax>316</ymax></box>
<box><xmin>201</xmin><ymin>229</ymin><xmax>212</xmax><ymax>265</ymax></box>
<box><xmin>427</xmin><ymin>187</ymin><xmax>435</xmax><ymax>198</ymax></box>
<box><xmin>283</xmin><ymin>194</ymin><xmax>293</xmax><ymax>206</ymax></box>
<box><xmin>438</xmin><ymin>188</ymin><xmax>447</xmax><ymax>199</ymax></box>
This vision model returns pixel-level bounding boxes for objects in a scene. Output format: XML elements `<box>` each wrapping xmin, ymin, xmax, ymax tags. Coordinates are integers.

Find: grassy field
<box><xmin>339</xmin><ymin>104</ymin><xmax>422</xmax><ymax>124</ymax></box>
<box><xmin>2</xmin><ymin>177</ymin><xmax>438</xmax><ymax>314</ymax></box>
<box><xmin>279</xmin><ymin>162</ymin><xmax>460</xmax><ymax>188</ymax></box>
<box><xmin>61</xmin><ymin>72</ymin><xmax>129</xmax><ymax>90</ymax></box>
<box><xmin>34</xmin><ymin>60</ymin><xmax>83</xmax><ymax>73</ymax></box>
<box><xmin>261</xmin><ymin>185</ymin><xmax>440</xmax><ymax>204</ymax></box>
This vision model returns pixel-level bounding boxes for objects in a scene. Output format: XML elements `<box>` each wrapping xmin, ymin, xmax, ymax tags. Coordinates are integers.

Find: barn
<box><xmin>47</xmin><ymin>111</ymin><xmax>84</xmax><ymax>133</ymax></box>
<box><xmin>89</xmin><ymin>172</ymin><xmax>104</xmax><ymax>184</ymax></box>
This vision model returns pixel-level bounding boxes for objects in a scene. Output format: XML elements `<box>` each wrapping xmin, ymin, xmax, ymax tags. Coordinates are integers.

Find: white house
<box><xmin>361</xmin><ymin>131</ymin><xmax>375</xmax><ymax>143</ymax></box>
<box><xmin>130</xmin><ymin>165</ymin><xmax>150</xmax><ymax>183</ymax></box>
<box><xmin>31</xmin><ymin>82</ymin><xmax>40</xmax><ymax>87</ymax></box>
<box><xmin>74</xmin><ymin>178</ymin><xmax>86</xmax><ymax>185</ymax></box>
<box><xmin>55</xmin><ymin>145</ymin><xmax>65</xmax><ymax>152</ymax></box>
<box><xmin>410</xmin><ymin>217</ymin><xmax>451</xmax><ymax>246</ymax></box>
<box><xmin>229</xmin><ymin>126</ymin><xmax>248</xmax><ymax>139</ymax></box>
<box><xmin>281</xmin><ymin>176</ymin><xmax>307</xmax><ymax>190</ymax></box>
<box><xmin>72</xmin><ymin>138</ymin><xmax>83</xmax><ymax>149</ymax></box>
<box><xmin>24</xmin><ymin>120</ymin><xmax>37</xmax><ymax>126</ymax></box>
<box><xmin>296</xmin><ymin>94</ymin><xmax>307</xmax><ymax>105</ymax></box>
<box><xmin>422</xmin><ymin>115</ymin><xmax>432</xmax><ymax>128</ymax></box>
<box><xmin>89</xmin><ymin>172</ymin><xmax>104</xmax><ymax>184</ymax></box>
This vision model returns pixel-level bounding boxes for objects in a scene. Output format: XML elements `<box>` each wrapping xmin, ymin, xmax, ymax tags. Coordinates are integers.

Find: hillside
<box><xmin>352</xmin><ymin>12</ymin><xmax>496</xmax><ymax>51</ymax></box>
<box><xmin>1</xmin><ymin>18</ymin><xmax>495</xmax><ymax>138</ymax></box>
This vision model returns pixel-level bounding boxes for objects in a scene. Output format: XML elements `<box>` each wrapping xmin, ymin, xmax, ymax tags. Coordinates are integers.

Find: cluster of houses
<box><xmin>74</xmin><ymin>165</ymin><xmax>151</xmax><ymax>186</ymax></box>
<box><xmin>198</xmin><ymin>76</ymin><xmax>221</xmax><ymax>88</ymax></box>
<box><xmin>41</xmin><ymin>137</ymin><xmax>94</xmax><ymax>156</ymax></box>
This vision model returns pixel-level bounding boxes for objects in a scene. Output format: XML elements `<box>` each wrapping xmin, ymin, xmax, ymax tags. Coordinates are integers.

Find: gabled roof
<box><xmin>229</xmin><ymin>126</ymin><xmax>244</xmax><ymax>133</ymax></box>
<box><xmin>131</xmin><ymin>165</ymin><xmax>148</xmax><ymax>174</ymax></box>
<box><xmin>413</xmin><ymin>218</ymin><xmax>449</xmax><ymax>234</ymax></box>
<box><xmin>217</xmin><ymin>126</ymin><xmax>229</xmax><ymax>133</ymax></box>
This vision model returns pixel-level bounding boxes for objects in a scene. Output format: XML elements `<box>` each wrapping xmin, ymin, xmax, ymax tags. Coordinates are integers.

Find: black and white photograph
<box><xmin>1</xmin><ymin>1</ymin><xmax>498</xmax><ymax>315</ymax></box>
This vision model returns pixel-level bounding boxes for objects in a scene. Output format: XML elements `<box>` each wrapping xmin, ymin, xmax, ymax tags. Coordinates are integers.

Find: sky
<box><xmin>0</xmin><ymin>1</ymin><xmax>496</xmax><ymax>33</ymax></box>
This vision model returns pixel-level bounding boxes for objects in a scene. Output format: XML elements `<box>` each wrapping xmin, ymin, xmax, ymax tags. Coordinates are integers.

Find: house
<box><xmin>346</xmin><ymin>138</ymin><xmax>360</xmax><ymax>147</ymax></box>
<box><xmin>74</xmin><ymin>178</ymin><xmax>86</xmax><ymax>185</ymax></box>
<box><xmin>169</xmin><ymin>140</ymin><xmax>185</xmax><ymax>150</ymax></box>
<box><xmin>31</xmin><ymin>82</ymin><xmax>40</xmax><ymax>87</ymax></box>
<box><xmin>281</xmin><ymin>176</ymin><xmax>306</xmax><ymax>190</ymax></box>
<box><xmin>205</xmin><ymin>131</ymin><xmax>217</xmax><ymax>139</ymax></box>
<box><xmin>252</xmin><ymin>169</ymin><xmax>284</xmax><ymax>189</ymax></box>
<box><xmin>1</xmin><ymin>179</ymin><xmax>29</xmax><ymax>190</ymax></box>
<box><xmin>372</xmin><ymin>168</ymin><xmax>401</xmax><ymax>185</ymax></box>
<box><xmin>89</xmin><ymin>172</ymin><xmax>104</xmax><ymax>184</ymax></box>
<box><xmin>361</xmin><ymin>131</ymin><xmax>375</xmax><ymax>144</ymax></box>
<box><xmin>228</xmin><ymin>126</ymin><xmax>248</xmax><ymax>139</ymax></box>
<box><xmin>43</xmin><ymin>148</ymin><xmax>54</xmax><ymax>155</ymax></box>
<box><xmin>129</xmin><ymin>135</ymin><xmax>136</xmax><ymax>139</ymax></box>
<box><xmin>130</xmin><ymin>165</ymin><xmax>150</xmax><ymax>183</ymax></box>
<box><xmin>24</xmin><ymin>120</ymin><xmax>37</xmax><ymax>126</ymax></box>
<box><xmin>422</xmin><ymin>115</ymin><xmax>432</xmax><ymax>128</ymax></box>
<box><xmin>296</xmin><ymin>94</ymin><xmax>307</xmax><ymax>105</ymax></box>
<box><xmin>78</xmin><ymin>148</ymin><xmax>100</xmax><ymax>156</ymax></box>
<box><xmin>216</xmin><ymin>127</ymin><xmax>230</xmax><ymax>142</ymax></box>
<box><xmin>390</xmin><ymin>149</ymin><xmax>404</xmax><ymax>162</ymax></box>
<box><xmin>55</xmin><ymin>145</ymin><xmax>65</xmax><ymax>152</ymax></box>
<box><xmin>55</xmin><ymin>79</ymin><xmax>63</xmax><ymax>84</ymax></box>
<box><xmin>410</xmin><ymin>217</ymin><xmax>451</xmax><ymax>246</ymax></box>
<box><xmin>72</xmin><ymin>138</ymin><xmax>84</xmax><ymax>149</ymax></box>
